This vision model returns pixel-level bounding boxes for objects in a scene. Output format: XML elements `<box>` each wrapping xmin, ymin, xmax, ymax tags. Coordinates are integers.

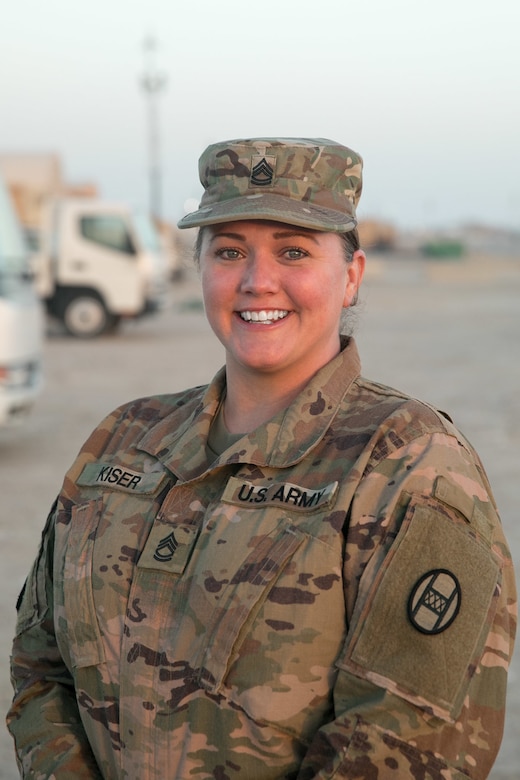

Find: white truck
<box><xmin>0</xmin><ymin>175</ymin><xmax>43</xmax><ymax>427</ymax></box>
<box><xmin>33</xmin><ymin>198</ymin><xmax>170</xmax><ymax>337</ymax></box>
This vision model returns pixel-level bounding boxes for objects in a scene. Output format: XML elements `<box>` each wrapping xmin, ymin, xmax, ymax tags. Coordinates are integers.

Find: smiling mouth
<box><xmin>239</xmin><ymin>309</ymin><xmax>289</xmax><ymax>324</ymax></box>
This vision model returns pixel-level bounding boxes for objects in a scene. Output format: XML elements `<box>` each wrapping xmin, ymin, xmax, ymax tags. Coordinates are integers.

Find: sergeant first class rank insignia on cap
<box><xmin>250</xmin><ymin>155</ymin><xmax>275</xmax><ymax>186</ymax></box>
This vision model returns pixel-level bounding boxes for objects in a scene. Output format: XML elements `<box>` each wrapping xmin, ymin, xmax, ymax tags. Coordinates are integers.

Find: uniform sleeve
<box><xmin>297</xmin><ymin>430</ymin><xmax>517</xmax><ymax>779</ymax></box>
<box><xmin>6</xmin><ymin>501</ymin><xmax>103</xmax><ymax>778</ymax></box>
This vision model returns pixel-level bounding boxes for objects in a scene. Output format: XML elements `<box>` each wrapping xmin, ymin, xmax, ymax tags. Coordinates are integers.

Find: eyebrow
<box><xmin>209</xmin><ymin>231</ymin><xmax>247</xmax><ymax>242</ymax></box>
<box><xmin>272</xmin><ymin>230</ymin><xmax>319</xmax><ymax>243</ymax></box>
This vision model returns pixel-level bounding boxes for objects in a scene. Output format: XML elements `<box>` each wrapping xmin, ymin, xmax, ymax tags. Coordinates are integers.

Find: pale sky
<box><xmin>2</xmin><ymin>0</ymin><xmax>519</xmax><ymax>231</ymax></box>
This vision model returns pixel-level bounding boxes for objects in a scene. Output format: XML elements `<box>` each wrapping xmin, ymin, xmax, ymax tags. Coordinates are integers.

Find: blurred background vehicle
<box><xmin>0</xmin><ymin>153</ymin><xmax>171</xmax><ymax>338</ymax></box>
<box><xmin>0</xmin><ymin>173</ymin><xmax>43</xmax><ymax>427</ymax></box>
<box><xmin>32</xmin><ymin>197</ymin><xmax>170</xmax><ymax>338</ymax></box>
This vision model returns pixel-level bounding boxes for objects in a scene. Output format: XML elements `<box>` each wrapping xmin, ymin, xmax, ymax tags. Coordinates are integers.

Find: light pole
<box><xmin>140</xmin><ymin>36</ymin><xmax>167</xmax><ymax>222</ymax></box>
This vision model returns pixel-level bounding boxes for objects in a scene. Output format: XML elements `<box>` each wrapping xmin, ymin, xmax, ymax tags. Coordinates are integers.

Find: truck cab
<box><xmin>0</xmin><ymin>176</ymin><xmax>43</xmax><ymax>427</ymax></box>
<box><xmin>34</xmin><ymin>198</ymin><xmax>169</xmax><ymax>338</ymax></box>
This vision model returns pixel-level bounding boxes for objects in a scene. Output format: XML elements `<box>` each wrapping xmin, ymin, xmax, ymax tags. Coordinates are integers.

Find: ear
<box><xmin>343</xmin><ymin>249</ymin><xmax>366</xmax><ymax>307</ymax></box>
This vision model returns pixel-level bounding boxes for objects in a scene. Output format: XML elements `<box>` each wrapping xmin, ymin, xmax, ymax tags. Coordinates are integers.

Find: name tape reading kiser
<box><xmin>77</xmin><ymin>463</ymin><xmax>166</xmax><ymax>494</ymax></box>
<box><xmin>223</xmin><ymin>476</ymin><xmax>338</xmax><ymax>511</ymax></box>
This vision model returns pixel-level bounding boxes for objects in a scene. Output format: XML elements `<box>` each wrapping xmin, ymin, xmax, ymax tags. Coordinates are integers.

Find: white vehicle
<box><xmin>33</xmin><ymin>198</ymin><xmax>169</xmax><ymax>338</ymax></box>
<box><xmin>0</xmin><ymin>176</ymin><xmax>43</xmax><ymax>427</ymax></box>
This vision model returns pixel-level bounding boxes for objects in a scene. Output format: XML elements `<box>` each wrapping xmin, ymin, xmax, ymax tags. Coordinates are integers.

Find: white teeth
<box><xmin>240</xmin><ymin>309</ymin><xmax>289</xmax><ymax>323</ymax></box>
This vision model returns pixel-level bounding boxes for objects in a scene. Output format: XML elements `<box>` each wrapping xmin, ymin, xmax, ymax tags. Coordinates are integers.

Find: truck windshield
<box><xmin>133</xmin><ymin>213</ymin><xmax>161</xmax><ymax>253</ymax></box>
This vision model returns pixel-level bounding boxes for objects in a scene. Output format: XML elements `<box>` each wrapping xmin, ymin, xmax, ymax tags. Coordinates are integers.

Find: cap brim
<box><xmin>177</xmin><ymin>193</ymin><xmax>357</xmax><ymax>233</ymax></box>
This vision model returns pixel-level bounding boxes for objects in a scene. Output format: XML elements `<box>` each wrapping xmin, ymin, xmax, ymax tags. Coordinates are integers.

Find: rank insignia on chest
<box><xmin>153</xmin><ymin>532</ymin><xmax>179</xmax><ymax>562</ymax></box>
<box><xmin>138</xmin><ymin>521</ymin><xmax>200</xmax><ymax>575</ymax></box>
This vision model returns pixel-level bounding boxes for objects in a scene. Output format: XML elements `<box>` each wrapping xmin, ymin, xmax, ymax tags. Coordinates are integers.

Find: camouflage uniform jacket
<box><xmin>8</xmin><ymin>338</ymin><xmax>517</xmax><ymax>779</ymax></box>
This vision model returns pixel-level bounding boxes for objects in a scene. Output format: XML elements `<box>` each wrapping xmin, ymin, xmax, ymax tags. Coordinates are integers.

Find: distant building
<box><xmin>0</xmin><ymin>152</ymin><xmax>97</xmax><ymax>231</ymax></box>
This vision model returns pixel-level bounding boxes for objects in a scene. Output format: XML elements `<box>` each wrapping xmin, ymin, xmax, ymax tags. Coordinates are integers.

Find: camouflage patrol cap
<box><xmin>177</xmin><ymin>137</ymin><xmax>363</xmax><ymax>233</ymax></box>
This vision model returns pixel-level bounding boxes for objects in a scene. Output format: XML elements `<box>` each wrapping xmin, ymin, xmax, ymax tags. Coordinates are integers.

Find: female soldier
<box><xmin>8</xmin><ymin>138</ymin><xmax>516</xmax><ymax>779</ymax></box>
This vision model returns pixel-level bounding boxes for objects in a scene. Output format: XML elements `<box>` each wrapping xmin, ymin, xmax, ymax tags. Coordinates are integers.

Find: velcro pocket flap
<box><xmin>340</xmin><ymin>496</ymin><xmax>500</xmax><ymax>721</ymax></box>
<box><xmin>63</xmin><ymin>499</ymin><xmax>106</xmax><ymax>668</ymax></box>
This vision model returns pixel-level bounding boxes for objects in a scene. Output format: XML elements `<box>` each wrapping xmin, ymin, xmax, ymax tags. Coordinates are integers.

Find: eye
<box><xmin>283</xmin><ymin>247</ymin><xmax>309</xmax><ymax>260</ymax></box>
<box><xmin>215</xmin><ymin>247</ymin><xmax>243</xmax><ymax>260</ymax></box>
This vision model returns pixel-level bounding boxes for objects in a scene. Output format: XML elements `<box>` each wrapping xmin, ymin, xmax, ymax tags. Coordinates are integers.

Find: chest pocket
<box><xmin>196</xmin><ymin>523</ymin><xmax>306</xmax><ymax>692</ymax></box>
<box><xmin>61</xmin><ymin>499</ymin><xmax>106</xmax><ymax>669</ymax></box>
<box><xmin>134</xmin><ymin>514</ymin><xmax>307</xmax><ymax>694</ymax></box>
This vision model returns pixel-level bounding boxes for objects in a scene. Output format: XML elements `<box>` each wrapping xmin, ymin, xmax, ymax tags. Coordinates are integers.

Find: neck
<box><xmin>223</xmin><ymin>367</ymin><xmax>309</xmax><ymax>434</ymax></box>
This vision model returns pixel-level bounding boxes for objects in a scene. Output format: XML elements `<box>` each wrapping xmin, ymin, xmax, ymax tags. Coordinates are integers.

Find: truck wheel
<box><xmin>62</xmin><ymin>293</ymin><xmax>116</xmax><ymax>338</ymax></box>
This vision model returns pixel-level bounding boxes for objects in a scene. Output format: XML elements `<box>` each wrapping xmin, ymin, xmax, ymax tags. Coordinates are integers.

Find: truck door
<box><xmin>59</xmin><ymin>207</ymin><xmax>143</xmax><ymax>315</ymax></box>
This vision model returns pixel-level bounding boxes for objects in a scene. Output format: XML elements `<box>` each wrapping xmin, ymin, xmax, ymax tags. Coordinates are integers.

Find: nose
<box><xmin>239</xmin><ymin>251</ymin><xmax>279</xmax><ymax>295</ymax></box>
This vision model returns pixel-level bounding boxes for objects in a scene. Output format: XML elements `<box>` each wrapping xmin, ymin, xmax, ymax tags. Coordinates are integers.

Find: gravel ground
<box><xmin>1</xmin><ymin>252</ymin><xmax>518</xmax><ymax>778</ymax></box>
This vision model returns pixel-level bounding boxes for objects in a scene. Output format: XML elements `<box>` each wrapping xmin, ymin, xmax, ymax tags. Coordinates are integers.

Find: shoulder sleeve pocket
<box><xmin>339</xmin><ymin>495</ymin><xmax>501</xmax><ymax>722</ymax></box>
<box><xmin>61</xmin><ymin>499</ymin><xmax>106</xmax><ymax>668</ymax></box>
<box><xmin>15</xmin><ymin>501</ymin><xmax>57</xmax><ymax>634</ymax></box>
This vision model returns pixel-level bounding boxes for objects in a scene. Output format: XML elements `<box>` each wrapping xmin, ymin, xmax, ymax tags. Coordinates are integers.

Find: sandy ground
<box><xmin>0</xmin><ymin>252</ymin><xmax>519</xmax><ymax>778</ymax></box>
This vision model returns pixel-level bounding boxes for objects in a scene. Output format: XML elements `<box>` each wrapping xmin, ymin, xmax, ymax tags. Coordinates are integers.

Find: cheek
<box><xmin>298</xmin><ymin>268</ymin><xmax>347</xmax><ymax>308</ymax></box>
<box><xmin>201</xmin><ymin>266</ymin><xmax>221</xmax><ymax>301</ymax></box>
<box><xmin>201</xmin><ymin>271</ymin><xmax>233</xmax><ymax>333</ymax></box>
<box><xmin>200</xmin><ymin>271</ymin><xmax>216</xmax><ymax>313</ymax></box>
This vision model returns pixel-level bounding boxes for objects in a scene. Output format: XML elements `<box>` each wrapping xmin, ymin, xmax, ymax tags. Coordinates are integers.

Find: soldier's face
<box><xmin>199</xmin><ymin>220</ymin><xmax>364</xmax><ymax>386</ymax></box>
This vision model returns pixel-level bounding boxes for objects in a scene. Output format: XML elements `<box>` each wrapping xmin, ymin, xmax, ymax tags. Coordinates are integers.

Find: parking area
<box><xmin>1</xmin><ymin>254</ymin><xmax>518</xmax><ymax>778</ymax></box>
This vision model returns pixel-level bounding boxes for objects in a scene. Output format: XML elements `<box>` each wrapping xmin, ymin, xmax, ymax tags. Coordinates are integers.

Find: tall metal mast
<box><xmin>140</xmin><ymin>36</ymin><xmax>167</xmax><ymax>222</ymax></box>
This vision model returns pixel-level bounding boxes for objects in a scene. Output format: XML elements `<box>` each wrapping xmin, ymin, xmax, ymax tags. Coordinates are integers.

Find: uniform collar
<box><xmin>137</xmin><ymin>337</ymin><xmax>361</xmax><ymax>481</ymax></box>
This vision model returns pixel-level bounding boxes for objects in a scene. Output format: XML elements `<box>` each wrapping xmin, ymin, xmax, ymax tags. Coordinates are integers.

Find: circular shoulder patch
<box><xmin>407</xmin><ymin>569</ymin><xmax>461</xmax><ymax>635</ymax></box>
